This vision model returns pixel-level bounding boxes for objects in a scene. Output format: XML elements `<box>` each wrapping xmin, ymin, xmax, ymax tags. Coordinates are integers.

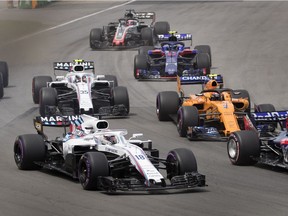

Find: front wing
<box><xmin>97</xmin><ymin>172</ymin><xmax>206</xmax><ymax>191</ymax></box>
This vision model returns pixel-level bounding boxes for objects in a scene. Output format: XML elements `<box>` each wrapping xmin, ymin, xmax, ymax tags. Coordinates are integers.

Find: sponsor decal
<box><xmin>251</xmin><ymin>111</ymin><xmax>288</xmax><ymax>121</ymax></box>
<box><xmin>105</xmin><ymin>147</ymin><xmax>118</xmax><ymax>154</ymax></box>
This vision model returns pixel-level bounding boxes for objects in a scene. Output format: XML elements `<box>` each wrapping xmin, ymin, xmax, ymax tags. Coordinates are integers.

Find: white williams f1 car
<box><xmin>32</xmin><ymin>59</ymin><xmax>129</xmax><ymax>116</ymax></box>
<box><xmin>14</xmin><ymin>114</ymin><xmax>206</xmax><ymax>191</ymax></box>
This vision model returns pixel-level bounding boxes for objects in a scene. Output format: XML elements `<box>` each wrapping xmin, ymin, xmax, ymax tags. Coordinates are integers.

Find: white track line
<box><xmin>2</xmin><ymin>0</ymin><xmax>135</xmax><ymax>47</ymax></box>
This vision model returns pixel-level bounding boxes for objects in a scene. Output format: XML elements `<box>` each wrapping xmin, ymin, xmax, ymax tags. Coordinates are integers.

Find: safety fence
<box><xmin>7</xmin><ymin>0</ymin><xmax>53</xmax><ymax>9</ymax></box>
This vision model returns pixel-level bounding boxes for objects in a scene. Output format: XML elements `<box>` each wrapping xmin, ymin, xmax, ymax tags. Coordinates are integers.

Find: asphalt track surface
<box><xmin>0</xmin><ymin>1</ymin><xmax>287</xmax><ymax>216</ymax></box>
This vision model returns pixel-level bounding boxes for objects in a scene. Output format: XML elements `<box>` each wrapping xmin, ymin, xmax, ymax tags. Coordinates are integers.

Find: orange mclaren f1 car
<box><xmin>156</xmin><ymin>75</ymin><xmax>254</xmax><ymax>140</ymax></box>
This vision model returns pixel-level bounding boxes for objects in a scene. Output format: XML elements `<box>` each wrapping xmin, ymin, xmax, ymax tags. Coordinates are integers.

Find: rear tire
<box><xmin>256</xmin><ymin>104</ymin><xmax>277</xmax><ymax>128</ymax></box>
<box><xmin>0</xmin><ymin>61</ymin><xmax>9</xmax><ymax>87</ymax></box>
<box><xmin>78</xmin><ymin>152</ymin><xmax>109</xmax><ymax>190</ymax></box>
<box><xmin>227</xmin><ymin>130</ymin><xmax>260</xmax><ymax>166</ymax></box>
<box><xmin>39</xmin><ymin>87</ymin><xmax>58</xmax><ymax>116</ymax></box>
<box><xmin>32</xmin><ymin>76</ymin><xmax>53</xmax><ymax>104</ymax></box>
<box><xmin>177</xmin><ymin>106</ymin><xmax>199</xmax><ymax>137</ymax></box>
<box><xmin>104</xmin><ymin>75</ymin><xmax>118</xmax><ymax>87</ymax></box>
<box><xmin>134</xmin><ymin>54</ymin><xmax>148</xmax><ymax>79</ymax></box>
<box><xmin>14</xmin><ymin>134</ymin><xmax>46</xmax><ymax>170</ymax></box>
<box><xmin>166</xmin><ymin>148</ymin><xmax>198</xmax><ymax>180</ymax></box>
<box><xmin>141</xmin><ymin>27</ymin><xmax>153</xmax><ymax>46</ymax></box>
<box><xmin>156</xmin><ymin>91</ymin><xmax>179</xmax><ymax>121</ymax></box>
<box><xmin>256</xmin><ymin>104</ymin><xmax>276</xmax><ymax>112</ymax></box>
<box><xmin>111</xmin><ymin>86</ymin><xmax>130</xmax><ymax>114</ymax></box>
<box><xmin>0</xmin><ymin>73</ymin><xmax>3</xmax><ymax>99</ymax></box>
<box><xmin>154</xmin><ymin>21</ymin><xmax>170</xmax><ymax>35</ymax></box>
<box><xmin>90</xmin><ymin>28</ymin><xmax>102</xmax><ymax>49</ymax></box>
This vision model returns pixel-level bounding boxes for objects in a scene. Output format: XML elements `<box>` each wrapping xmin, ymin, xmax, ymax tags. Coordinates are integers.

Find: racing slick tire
<box><xmin>0</xmin><ymin>61</ymin><xmax>9</xmax><ymax>87</ymax></box>
<box><xmin>256</xmin><ymin>103</ymin><xmax>277</xmax><ymax>128</ymax></box>
<box><xmin>138</xmin><ymin>46</ymin><xmax>154</xmax><ymax>55</ymax></box>
<box><xmin>78</xmin><ymin>152</ymin><xmax>109</xmax><ymax>190</ymax></box>
<box><xmin>0</xmin><ymin>73</ymin><xmax>4</xmax><ymax>99</ymax></box>
<box><xmin>134</xmin><ymin>54</ymin><xmax>148</xmax><ymax>79</ymax></box>
<box><xmin>39</xmin><ymin>87</ymin><xmax>58</xmax><ymax>116</ymax></box>
<box><xmin>154</xmin><ymin>21</ymin><xmax>170</xmax><ymax>35</ymax></box>
<box><xmin>194</xmin><ymin>45</ymin><xmax>212</xmax><ymax>66</ymax></box>
<box><xmin>256</xmin><ymin>103</ymin><xmax>276</xmax><ymax>112</ymax></box>
<box><xmin>177</xmin><ymin>106</ymin><xmax>199</xmax><ymax>137</ymax></box>
<box><xmin>14</xmin><ymin>134</ymin><xmax>46</xmax><ymax>170</ymax></box>
<box><xmin>227</xmin><ymin>130</ymin><xmax>260</xmax><ymax>166</ymax></box>
<box><xmin>103</xmin><ymin>75</ymin><xmax>118</xmax><ymax>87</ymax></box>
<box><xmin>111</xmin><ymin>86</ymin><xmax>130</xmax><ymax>114</ymax></box>
<box><xmin>156</xmin><ymin>91</ymin><xmax>179</xmax><ymax>121</ymax></box>
<box><xmin>32</xmin><ymin>76</ymin><xmax>53</xmax><ymax>104</ymax></box>
<box><xmin>141</xmin><ymin>27</ymin><xmax>154</xmax><ymax>46</ymax></box>
<box><xmin>90</xmin><ymin>28</ymin><xmax>102</xmax><ymax>49</ymax></box>
<box><xmin>166</xmin><ymin>148</ymin><xmax>198</xmax><ymax>180</ymax></box>
<box><xmin>232</xmin><ymin>89</ymin><xmax>251</xmax><ymax>114</ymax></box>
<box><xmin>195</xmin><ymin>53</ymin><xmax>211</xmax><ymax>75</ymax></box>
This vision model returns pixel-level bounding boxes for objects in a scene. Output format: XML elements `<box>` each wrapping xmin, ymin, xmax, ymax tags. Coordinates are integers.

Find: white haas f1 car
<box><xmin>32</xmin><ymin>60</ymin><xmax>129</xmax><ymax>116</ymax></box>
<box><xmin>90</xmin><ymin>9</ymin><xmax>170</xmax><ymax>49</ymax></box>
<box><xmin>13</xmin><ymin>114</ymin><xmax>206</xmax><ymax>191</ymax></box>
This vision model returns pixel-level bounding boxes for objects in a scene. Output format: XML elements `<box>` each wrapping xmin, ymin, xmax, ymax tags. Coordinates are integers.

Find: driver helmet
<box><xmin>104</xmin><ymin>135</ymin><xmax>117</xmax><ymax>144</ymax></box>
<box><xmin>127</xmin><ymin>19</ymin><xmax>137</xmax><ymax>26</ymax></box>
<box><xmin>82</xmin><ymin>75</ymin><xmax>87</xmax><ymax>83</ymax></box>
<box><xmin>75</xmin><ymin>75</ymin><xmax>81</xmax><ymax>83</ymax></box>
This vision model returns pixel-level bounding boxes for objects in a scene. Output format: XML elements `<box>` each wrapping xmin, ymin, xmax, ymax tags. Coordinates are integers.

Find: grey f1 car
<box><xmin>14</xmin><ymin>114</ymin><xmax>206</xmax><ymax>191</ymax></box>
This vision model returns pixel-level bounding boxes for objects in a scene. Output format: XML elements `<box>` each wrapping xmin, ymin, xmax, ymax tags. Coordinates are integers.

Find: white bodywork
<box><xmin>48</xmin><ymin>70</ymin><xmax>115</xmax><ymax>112</ymax></box>
<box><xmin>63</xmin><ymin>115</ymin><xmax>164</xmax><ymax>185</ymax></box>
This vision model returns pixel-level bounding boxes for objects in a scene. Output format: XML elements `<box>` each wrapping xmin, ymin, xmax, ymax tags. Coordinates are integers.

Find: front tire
<box><xmin>0</xmin><ymin>61</ymin><xmax>9</xmax><ymax>87</ymax></box>
<box><xmin>39</xmin><ymin>87</ymin><xmax>58</xmax><ymax>116</ymax></box>
<box><xmin>195</xmin><ymin>53</ymin><xmax>211</xmax><ymax>74</ymax></box>
<box><xmin>78</xmin><ymin>152</ymin><xmax>109</xmax><ymax>190</ymax></box>
<box><xmin>166</xmin><ymin>148</ymin><xmax>198</xmax><ymax>180</ymax></box>
<box><xmin>194</xmin><ymin>45</ymin><xmax>212</xmax><ymax>66</ymax></box>
<box><xmin>14</xmin><ymin>134</ymin><xmax>46</xmax><ymax>170</ymax></box>
<box><xmin>227</xmin><ymin>130</ymin><xmax>260</xmax><ymax>166</ymax></box>
<box><xmin>134</xmin><ymin>54</ymin><xmax>148</xmax><ymax>79</ymax></box>
<box><xmin>156</xmin><ymin>91</ymin><xmax>179</xmax><ymax>121</ymax></box>
<box><xmin>177</xmin><ymin>106</ymin><xmax>199</xmax><ymax>137</ymax></box>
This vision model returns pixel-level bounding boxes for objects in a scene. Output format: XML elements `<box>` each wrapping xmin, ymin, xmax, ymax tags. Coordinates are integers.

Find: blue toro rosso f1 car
<box><xmin>227</xmin><ymin>104</ymin><xmax>288</xmax><ymax>169</ymax></box>
<box><xmin>134</xmin><ymin>31</ymin><xmax>212</xmax><ymax>80</ymax></box>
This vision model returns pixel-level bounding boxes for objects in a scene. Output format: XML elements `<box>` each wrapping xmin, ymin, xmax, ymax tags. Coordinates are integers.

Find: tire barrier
<box><xmin>18</xmin><ymin>0</ymin><xmax>52</xmax><ymax>9</ymax></box>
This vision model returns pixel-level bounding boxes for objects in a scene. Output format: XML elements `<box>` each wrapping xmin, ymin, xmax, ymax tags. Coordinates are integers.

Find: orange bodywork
<box><xmin>177</xmin><ymin>77</ymin><xmax>249</xmax><ymax>136</ymax></box>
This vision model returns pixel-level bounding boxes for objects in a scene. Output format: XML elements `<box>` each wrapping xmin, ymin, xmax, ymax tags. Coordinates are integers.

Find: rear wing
<box><xmin>250</xmin><ymin>111</ymin><xmax>288</xmax><ymax>122</ymax></box>
<box><xmin>53</xmin><ymin>61</ymin><xmax>95</xmax><ymax>71</ymax></box>
<box><xmin>158</xmin><ymin>33</ymin><xmax>192</xmax><ymax>43</ymax></box>
<box><xmin>251</xmin><ymin>110</ymin><xmax>288</xmax><ymax>129</ymax></box>
<box><xmin>178</xmin><ymin>74</ymin><xmax>224</xmax><ymax>86</ymax></box>
<box><xmin>135</xmin><ymin>12</ymin><xmax>155</xmax><ymax>20</ymax></box>
<box><xmin>34</xmin><ymin>115</ymin><xmax>83</xmax><ymax>132</ymax></box>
